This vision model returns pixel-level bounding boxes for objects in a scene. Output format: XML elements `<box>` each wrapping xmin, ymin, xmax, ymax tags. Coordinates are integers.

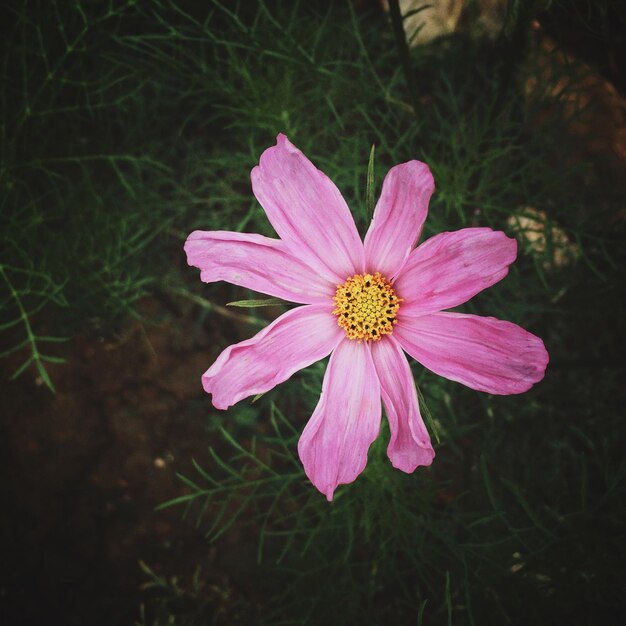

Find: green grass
<box><xmin>2</xmin><ymin>0</ymin><xmax>625</xmax><ymax>624</ymax></box>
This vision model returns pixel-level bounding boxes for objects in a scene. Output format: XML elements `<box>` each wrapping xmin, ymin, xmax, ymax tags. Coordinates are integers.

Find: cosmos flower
<box><xmin>185</xmin><ymin>134</ymin><xmax>548</xmax><ymax>501</ymax></box>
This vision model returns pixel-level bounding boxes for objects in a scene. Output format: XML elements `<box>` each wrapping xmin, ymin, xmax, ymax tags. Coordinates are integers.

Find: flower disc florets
<box><xmin>332</xmin><ymin>272</ymin><xmax>402</xmax><ymax>341</ymax></box>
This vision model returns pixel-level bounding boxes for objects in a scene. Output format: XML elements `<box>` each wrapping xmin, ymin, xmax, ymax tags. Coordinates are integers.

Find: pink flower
<box><xmin>185</xmin><ymin>134</ymin><xmax>549</xmax><ymax>501</ymax></box>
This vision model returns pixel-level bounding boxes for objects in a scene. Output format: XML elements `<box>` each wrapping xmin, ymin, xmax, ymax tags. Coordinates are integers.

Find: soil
<box><xmin>0</xmin><ymin>293</ymin><xmax>261</xmax><ymax>625</ymax></box>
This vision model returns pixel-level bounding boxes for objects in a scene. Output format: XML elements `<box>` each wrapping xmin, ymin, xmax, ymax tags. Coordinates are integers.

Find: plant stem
<box><xmin>387</xmin><ymin>0</ymin><xmax>422</xmax><ymax>121</ymax></box>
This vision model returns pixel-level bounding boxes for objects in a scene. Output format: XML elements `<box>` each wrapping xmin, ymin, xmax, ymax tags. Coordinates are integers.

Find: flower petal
<box><xmin>370</xmin><ymin>337</ymin><xmax>434</xmax><ymax>472</ymax></box>
<box><xmin>184</xmin><ymin>230</ymin><xmax>336</xmax><ymax>304</ymax></box>
<box><xmin>364</xmin><ymin>161</ymin><xmax>434</xmax><ymax>278</ymax></box>
<box><xmin>395</xmin><ymin>312</ymin><xmax>548</xmax><ymax>394</ymax></box>
<box><xmin>203</xmin><ymin>305</ymin><xmax>342</xmax><ymax>409</ymax></box>
<box><xmin>251</xmin><ymin>134</ymin><xmax>365</xmax><ymax>280</ymax></box>
<box><xmin>394</xmin><ymin>228</ymin><xmax>517</xmax><ymax>316</ymax></box>
<box><xmin>298</xmin><ymin>339</ymin><xmax>381</xmax><ymax>501</ymax></box>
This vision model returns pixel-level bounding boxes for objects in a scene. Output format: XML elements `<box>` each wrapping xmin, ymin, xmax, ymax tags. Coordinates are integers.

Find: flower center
<box><xmin>332</xmin><ymin>272</ymin><xmax>402</xmax><ymax>342</ymax></box>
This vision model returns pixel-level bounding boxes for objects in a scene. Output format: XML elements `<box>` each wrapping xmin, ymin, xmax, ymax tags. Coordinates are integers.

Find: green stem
<box><xmin>387</xmin><ymin>0</ymin><xmax>421</xmax><ymax>121</ymax></box>
<box><xmin>0</xmin><ymin>264</ymin><xmax>56</xmax><ymax>391</ymax></box>
<box><xmin>0</xmin><ymin>264</ymin><xmax>37</xmax><ymax>353</ymax></box>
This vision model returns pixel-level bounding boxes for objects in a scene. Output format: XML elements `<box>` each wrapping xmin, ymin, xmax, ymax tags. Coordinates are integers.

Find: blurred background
<box><xmin>1</xmin><ymin>1</ymin><xmax>625</xmax><ymax>624</ymax></box>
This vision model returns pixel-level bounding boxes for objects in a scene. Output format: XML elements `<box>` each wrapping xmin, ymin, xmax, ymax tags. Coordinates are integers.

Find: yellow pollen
<box><xmin>332</xmin><ymin>272</ymin><xmax>402</xmax><ymax>342</ymax></box>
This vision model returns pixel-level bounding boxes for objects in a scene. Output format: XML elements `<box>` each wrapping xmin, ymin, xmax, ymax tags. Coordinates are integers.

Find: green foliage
<box><xmin>226</xmin><ymin>298</ymin><xmax>286</xmax><ymax>308</ymax></box>
<box><xmin>2</xmin><ymin>0</ymin><xmax>624</xmax><ymax>624</ymax></box>
<box><xmin>0</xmin><ymin>263</ymin><xmax>68</xmax><ymax>391</ymax></box>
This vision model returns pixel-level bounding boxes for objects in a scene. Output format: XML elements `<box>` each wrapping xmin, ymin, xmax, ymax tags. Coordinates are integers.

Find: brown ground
<box><xmin>0</xmin><ymin>294</ymin><xmax>264</xmax><ymax>625</ymax></box>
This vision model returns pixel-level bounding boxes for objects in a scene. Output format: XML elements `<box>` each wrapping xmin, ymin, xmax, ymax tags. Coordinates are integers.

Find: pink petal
<box><xmin>251</xmin><ymin>134</ymin><xmax>365</xmax><ymax>280</ymax></box>
<box><xmin>298</xmin><ymin>339</ymin><xmax>381</xmax><ymax>501</ymax></box>
<box><xmin>394</xmin><ymin>228</ymin><xmax>517</xmax><ymax>316</ymax></box>
<box><xmin>370</xmin><ymin>338</ymin><xmax>434</xmax><ymax>472</ymax></box>
<box><xmin>395</xmin><ymin>312</ymin><xmax>549</xmax><ymax>394</ymax></box>
<box><xmin>364</xmin><ymin>161</ymin><xmax>434</xmax><ymax>279</ymax></box>
<box><xmin>203</xmin><ymin>305</ymin><xmax>342</xmax><ymax>409</ymax></box>
<box><xmin>184</xmin><ymin>230</ymin><xmax>336</xmax><ymax>304</ymax></box>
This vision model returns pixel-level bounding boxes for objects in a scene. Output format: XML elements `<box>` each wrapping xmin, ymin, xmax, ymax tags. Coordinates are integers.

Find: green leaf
<box><xmin>402</xmin><ymin>5</ymin><xmax>433</xmax><ymax>22</ymax></box>
<box><xmin>226</xmin><ymin>298</ymin><xmax>286</xmax><ymax>308</ymax></box>
<box><xmin>10</xmin><ymin>355</ymin><xmax>34</xmax><ymax>381</ymax></box>
<box><xmin>416</xmin><ymin>384</ymin><xmax>440</xmax><ymax>444</ymax></box>
<box><xmin>36</xmin><ymin>359</ymin><xmax>56</xmax><ymax>392</ymax></box>
<box><xmin>366</xmin><ymin>143</ymin><xmax>376</xmax><ymax>221</ymax></box>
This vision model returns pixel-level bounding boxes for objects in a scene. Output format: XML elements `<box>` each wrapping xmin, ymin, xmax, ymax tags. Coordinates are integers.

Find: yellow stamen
<box><xmin>332</xmin><ymin>272</ymin><xmax>402</xmax><ymax>342</ymax></box>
